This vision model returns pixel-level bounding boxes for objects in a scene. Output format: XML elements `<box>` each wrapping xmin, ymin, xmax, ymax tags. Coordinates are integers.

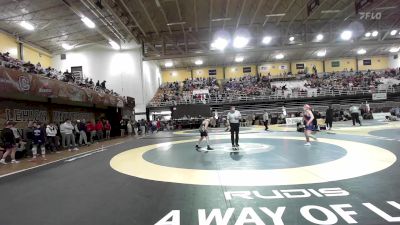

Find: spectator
<box><xmin>127</xmin><ymin>121</ymin><xmax>133</xmax><ymax>136</ymax></box>
<box><xmin>30</xmin><ymin>122</ymin><xmax>46</xmax><ymax>161</ymax></box>
<box><xmin>0</xmin><ymin>121</ymin><xmax>19</xmax><ymax>164</ymax></box>
<box><xmin>86</xmin><ymin>120</ymin><xmax>96</xmax><ymax>143</ymax></box>
<box><xmin>140</xmin><ymin>119</ymin><xmax>146</xmax><ymax>136</ymax></box>
<box><xmin>77</xmin><ymin>119</ymin><xmax>88</xmax><ymax>146</ymax></box>
<box><xmin>104</xmin><ymin>120</ymin><xmax>111</xmax><ymax>139</ymax></box>
<box><xmin>61</xmin><ymin>119</ymin><xmax>78</xmax><ymax>151</ymax></box>
<box><xmin>46</xmin><ymin>123</ymin><xmax>58</xmax><ymax>153</ymax></box>
<box><xmin>120</xmin><ymin>119</ymin><xmax>126</xmax><ymax>137</ymax></box>
<box><xmin>23</xmin><ymin>121</ymin><xmax>35</xmax><ymax>157</ymax></box>
<box><xmin>95</xmin><ymin>120</ymin><xmax>104</xmax><ymax>140</ymax></box>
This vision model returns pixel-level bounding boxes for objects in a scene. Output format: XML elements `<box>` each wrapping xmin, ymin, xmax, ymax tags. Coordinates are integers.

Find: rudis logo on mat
<box><xmin>18</xmin><ymin>76</ymin><xmax>30</xmax><ymax>91</ymax></box>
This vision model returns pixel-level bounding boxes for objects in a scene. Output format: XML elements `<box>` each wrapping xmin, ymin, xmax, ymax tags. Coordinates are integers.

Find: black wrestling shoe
<box><xmin>207</xmin><ymin>146</ymin><xmax>214</xmax><ymax>150</ymax></box>
<box><xmin>195</xmin><ymin>145</ymin><xmax>201</xmax><ymax>152</ymax></box>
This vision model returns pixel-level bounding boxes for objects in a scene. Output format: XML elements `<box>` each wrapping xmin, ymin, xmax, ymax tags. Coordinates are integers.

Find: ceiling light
<box><xmin>62</xmin><ymin>43</ymin><xmax>73</xmax><ymax>50</ymax></box>
<box><xmin>389</xmin><ymin>47</ymin><xmax>400</xmax><ymax>53</ymax></box>
<box><xmin>194</xmin><ymin>60</ymin><xmax>203</xmax><ymax>65</ymax></box>
<box><xmin>81</xmin><ymin>16</ymin><xmax>96</xmax><ymax>28</ymax></box>
<box><xmin>341</xmin><ymin>30</ymin><xmax>352</xmax><ymax>40</ymax></box>
<box><xmin>19</xmin><ymin>21</ymin><xmax>35</xmax><ymax>31</ymax></box>
<box><xmin>166</xmin><ymin>22</ymin><xmax>186</xmax><ymax>26</ymax></box>
<box><xmin>265</xmin><ymin>13</ymin><xmax>285</xmax><ymax>17</ymax></box>
<box><xmin>317</xmin><ymin>50</ymin><xmax>326</xmax><ymax>57</ymax></box>
<box><xmin>235</xmin><ymin>56</ymin><xmax>244</xmax><ymax>62</ymax></box>
<box><xmin>390</xmin><ymin>30</ymin><xmax>398</xmax><ymax>36</ymax></box>
<box><xmin>357</xmin><ymin>49</ymin><xmax>366</xmax><ymax>55</ymax></box>
<box><xmin>321</xmin><ymin>10</ymin><xmax>341</xmax><ymax>14</ymax></box>
<box><xmin>172</xmin><ymin>71</ymin><xmax>177</xmax><ymax>76</ymax></box>
<box><xmin>275</xmin><ymin>54</ymin><xmax>284</xmax><ymax>59</ymax></box>
<box><xmin>211</xmin><ymin>37</ymin><xmax>228</xmax><ymax>51</ymax></box>
<box><xmin>365</xmin><ymin>32</ymin><xmax>371</xmax><ymax>37</ymax></box>
<box><xmin>165</xmin><ymin>62</ymin><xmax>173</xmax><ymax>67</ymax></box>
<box><xmin>289</xmin><ymin>36</ymin><xmax>295</xmax><ymax>42</ymax></box>
<box><xmin>233</xmin><ymin>36</ymin><xmax>249</xmax><ymax>48</ymax></box>
<box><xmin>109</xmin><ymin>41</ymin><xmax>120</xmax><ymax>50</ymax></box>
<box><xmin>262</xmin><ymin>36</ymin><xmax>272</xmax><ymax>44</ymax></box>
<box><xmin>316</xmin><ymin>34</ymin><xmax>324</xmax><ymax>41</ymax></box>
<box><xmin>211</xmin><ymin>18</ymin><xmax>231</xmax><ymax>22</ymax></box>
<box><xmin>371</xmin><ymin>30</ymin><xmax>379</xmax><ymax>37</ymax></box>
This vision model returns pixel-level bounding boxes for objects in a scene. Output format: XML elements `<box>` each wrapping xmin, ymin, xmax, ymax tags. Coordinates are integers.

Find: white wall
<box><xmin>389</xmin><ymin>54</ymin><xmax>400</xmax><ymax>68</ymax></box>
<box><xmin>52</xmin><ymin>44</ymin><xmax>161</xmax><ymax>113</ymax></box>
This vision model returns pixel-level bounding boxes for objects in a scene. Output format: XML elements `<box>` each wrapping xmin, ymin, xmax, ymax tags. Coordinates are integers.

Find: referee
<box><xmin>227</xmin><ymin>106</ymin><xmax>241</xmax><ymax>150</ymax></box>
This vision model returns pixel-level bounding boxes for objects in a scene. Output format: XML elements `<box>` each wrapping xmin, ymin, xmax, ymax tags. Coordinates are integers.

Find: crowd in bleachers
<box><xmin>149</xmin><ymin>68</ymin><xmax>400</xmax><ymax>106</ymax></box>
<box><xmin>0</xmin><ymin>52</ymin><xmax>120</xmax><ymax>97</ymax></box>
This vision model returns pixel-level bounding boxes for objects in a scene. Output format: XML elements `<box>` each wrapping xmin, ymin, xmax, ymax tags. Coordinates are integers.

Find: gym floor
<box><xmin>0</xmin><ymin>121</ymin><xmax>399</xmax><ymax>225</ymax></box>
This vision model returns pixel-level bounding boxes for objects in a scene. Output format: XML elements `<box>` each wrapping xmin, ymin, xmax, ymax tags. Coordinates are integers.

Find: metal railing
<box><xmin>148</xmin><ymin>86</ymin><xmax>400</xmax><ymax>107</ymax></box>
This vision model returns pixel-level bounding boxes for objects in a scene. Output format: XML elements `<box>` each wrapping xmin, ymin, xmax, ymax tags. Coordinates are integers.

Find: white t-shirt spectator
<box><xmin>263</xmin><ymin>112</ymin><xmax>269</xmax><ymax>121</ymax></box>
<box><xmin>227</xmin><ymin>110</ymin><xmax>241</xmax><ymax>124</ymax></box>
<box><xmin>60</xmin><ymin>122</ymin><xmax>74</xmax><ymax>135</ymax></box>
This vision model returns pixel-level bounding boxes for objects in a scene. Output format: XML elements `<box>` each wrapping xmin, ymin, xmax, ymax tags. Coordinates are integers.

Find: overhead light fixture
<box><xmin>371</xmin><ymin>30</ymin><xmax>379</xmax><ymax>37</ymax></box>
<box><xmin>194</xmin><ymin>59</ymin><xmax>203</xmax><ymax>65</ymax></box>
<box><xmin>321</xmin><ymin>10</ymin><xmax>341</xmax><ymax>14</ymax></box>
<box><xmin>165</xmin><ymin>62</ymin><xmax>173</xmax><ymax>67</ymax></box>
<box><xmin>235</xmin><ymin>56</ymin><xmax>244</xmax><ymax>62</ymax></box>
<box><xmin>233</xmin><ymin>36</ymin><xmax>249</xmax><ymax>48</ymax></box>
<box><xmin>262</xmin><ymin>36</ymin><xmax>272</xmax><ymax>44</ymax></box>
<box><xmin>357</xmin><ymin>49</ymin><xmax>366</xmax><ymax>55</ymax></box>
<box><xmin>19</xmin><ymin>21</ymin><xmax>35</xmax><ymax>31</ymax></box>
<box><xmin>62</xmin><ymin>43</ymin><xmax>73</xmax><ymax>50</ymax></box>
<box><xmin>265</xmin><ymin>13</ymin><xmax>285</xmax><ymax>17</ymax></box>
<box><xmin>211</xmin><ymin>18</ymin><xmax>231</xmax><ymax>22</ymax></box>
<box><xmin>109</xmin><ymin>41</ymin><xmax>120</xmax><ymax>50</ymax></box>
<box><xmin>390</xmin><ymin>29</ymin><xmax>398</xmax><ymax>36</ymax></box>
<box><xmin>211</xmin><ymin>37</ymin><xmax>228</xmax><ymax>51</ymax></box>
<box><xmin>389</xmin><ymin>47</ymin><xmax>400</xmax><ymax>53</ymax></box>
<box><xmin>166</xmin><ymin>22</ymin><xmax>186</xmax><ymax>26</ymax></box>
<box><xmin>289</xmin><ymin>36</ymin><xmax>295</xmax><ymax>42</ymax></box>
<box><xmin>317</xmin><ymin>50</ymin><xmax>326</xmax><ymax>57</ymax></box>
<box><xmin>172</xmin><ymin>71</ymin><xmax>177</xmax><ymax>76</ymax></box>
<box><xmin>316</xmin><ymin>34</ymin><xmax>324</xmax><ymax>41</ymax></box>
<box><xmin>275</xmin><ymin>53</ymin><xmax>284</xmax><ymax>59</ymax></box>
<box><xmin>81</xmin><ymin>16</ymin><xmax>96</xmax><ymax>28</ymax></box>
<box><xmin>341</xmin><ymin>30</ymin><xmax>352</xmax><ymax>40</ymax></box>
<box><xmin>365</xmin><ymin>32</ymin><xmax>371</xmax><ymax>37</ymax></box>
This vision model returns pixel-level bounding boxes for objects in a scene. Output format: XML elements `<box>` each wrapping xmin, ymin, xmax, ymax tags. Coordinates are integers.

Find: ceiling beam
<box><xmin>235</xmin><ymin>0</ymin><xmax>247</xmax><ymax>29</ymax></box>
<box><xmin>262</xmin><ymin>0</ymin><xmax>281</xmax><ymax>26</ymax></box>
<box><xmin>156</xmin><ymin>0</ymin><xmax>172</xmax><ymax>34</ymax></box>
<box><xmin>276</xmin><ymin>0</ymin><xmax>297</xmax><ymax>26</ymax></box>
<box><xmin>138</xmin><ymin>0</ymin><xmax>160</xmax><ymax>36</ymax></box>
<box><xmin>222</xmin><ymin>0</ymin><xmax>231</xmax><ymax>29</ymax></box>
<box><xmin>285</xmin><ymin>1</ymin><xmax>308</xmax><ymax>34</ymax></box>
<box><xmin>209</xmin><ymin>0</ymin><xmax>213</xmax><ymax>39</ymax></box>
<box><xmin>193</xmin><ymin>0</ymin><xmax>198</xmax><ymax>32</ymax></box>
<box><xmin>118</xmin><ymin>0</ymin><xmax>147</xmax><ymax>37</ymax></box>
<box><xmin>60</xmin><ymin>0</ymin><xmax>117</xmax><ymax>44</ymax></box>
<box><xmin>249</xmin><ymin>0</ymin><xmax>264</xmax><ymax>27</ymax></box>
<box><xmin>381</xmin><ymin>17</ymin><xmax>400</xmax><ymax>41</ymax></box>
<box><xmin>303</xmin><ymin>0</ymin><xmax>330</xmax><ymax>24</ymax></box>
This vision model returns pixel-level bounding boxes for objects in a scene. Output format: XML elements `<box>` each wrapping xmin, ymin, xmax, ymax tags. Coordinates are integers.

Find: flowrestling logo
<box><xmin>359</xmin><ymin>11</ymin><xmax>382</xmax><ymax>20</ymax></box>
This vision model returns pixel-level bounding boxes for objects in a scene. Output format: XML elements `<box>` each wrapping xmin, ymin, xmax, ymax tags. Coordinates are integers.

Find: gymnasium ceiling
<box><xmin>0</xmin><ymin>0</ymin><xmax>400</xmax><ymax>68</ymax></box>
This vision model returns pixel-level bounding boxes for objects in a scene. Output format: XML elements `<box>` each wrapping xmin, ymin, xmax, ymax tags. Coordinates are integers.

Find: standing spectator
<box><xmin>263</xmin><ymin>110</ymin><xmax>269</xmax><ymax>131</ymax></box>
<box><xmin>134</xmin><ymin>120</ymin><xmax>140</xmax><ymax>135</ymax></box>
<box><xmin>104</xmin><ymin>120</ymin><xmax>111</xmax><ymax>139</ymax></box>
<box><xmin>0</xmin><ymin>121</ymin><xmax>19</xmax><ymax>164</ymax></box>
<box><xmin>325</xmin><ymin>105</ymin><xmax>334</xmax><ymax>130</ymax></box>
<box><xmin>95</xmin><ymin>120</ymin><xmax>104</xmax><ymax>140</ymax></box>
<box><xmin>350</xmin><ymin>105</ymin><xmax>362</xmax><ymax>126</ymax></box>
<box><xmin>59</xmin><ymin>120</ymin><xmax>66</xmax><ymax>148</ymax></box>
<box><xmin>140</xmin><ymin>119</ymin><xmax>146</xmax><ymax>136</ymax></box>
<box><xmin>23</xmin><ymin>121</ymin><xmax>34</xmax><ymax>157</ymax></box>
<box><xmin>31</xmin><ymin>122</ymin><xmax>46</xmax><ymax>161</ymax></box>
<box><xmin>119</xmin><ymin>119</ymin><xmax>126</xmax><ymax>137</ymax></box>
<box><xmin>127</xmin><ymin>121</ymin><xmax>133</xmax><ymax>136</ymax></box>
<box><xmin>46</xmin><ymin>123</ymin><xmax>58</xmax><ymax>153</ymax></box>
<box><xmin>61</xmin><ymin>119</ymin><xmax>78</xmax><ymax>151</ymax></box>
<box><xmin>78</xmin><ymin>119</ymin><xmax>88</xmax><ymax>145</ymax></box>
<box><xmin>86</xmin><ymin>120</ymin><xmax>96</xmax><ymax>143</ymax></box>
<box><xmin>156</xmin><ymin>120</ymin><xmax>161</xmax><ymax>131</ymax></box>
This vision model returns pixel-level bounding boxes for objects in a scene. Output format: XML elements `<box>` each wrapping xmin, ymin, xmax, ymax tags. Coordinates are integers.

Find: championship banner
<box><xmin>0</xmin><ymin>67</ymin><xmax>124</xmax><ymax>107</ymax></box>
<box><xmin>372</xmin><ymin>93</ymin><xmax>387</xmax><ymax>101</ymax></box>
<box><xmin>285</xmin><ymin>117</ymin><xmax>303</xmax><ymax>125</ymax></box>
<box><xmin>192</xmin><ymin>89</ymin><xmax>209</xmax><ymax>95</ymax></box>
